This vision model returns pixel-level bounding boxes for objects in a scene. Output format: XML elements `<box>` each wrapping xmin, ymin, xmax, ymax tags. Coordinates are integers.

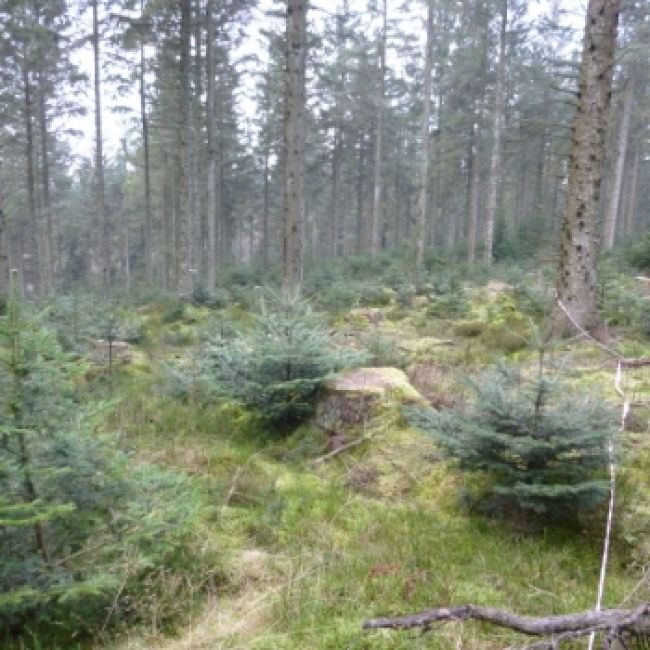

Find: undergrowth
<box><xmin>6</xmin><ymin>254</ymin><xmax>650</xmax><ymax>649</ymax></box>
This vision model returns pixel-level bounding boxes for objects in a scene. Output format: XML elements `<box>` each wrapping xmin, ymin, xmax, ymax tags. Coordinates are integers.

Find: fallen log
<box><xmin>362</xmin><ymin>602</ymin><xmax>650</xmax><ymax>648</ymax></box>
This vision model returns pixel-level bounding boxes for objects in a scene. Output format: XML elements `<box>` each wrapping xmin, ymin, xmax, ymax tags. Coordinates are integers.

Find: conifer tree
<box><xmin>0</xmin><ymin>271</ymin><xmax>121</xmax><ymax>619</ymax></box>
<box><xmin>0</xmin><ymin>272</ymin><xmax>210</xmax><ymax>635</ymax></box>
<box><xmin>204</xmin><ymin>290</ymin><xmax>362</xmax><ymax>432</ymax></box>
<box><xmin>408</xmin><ymin>358</ymin><xmax>615</xmax><ymax>519</ymax></box>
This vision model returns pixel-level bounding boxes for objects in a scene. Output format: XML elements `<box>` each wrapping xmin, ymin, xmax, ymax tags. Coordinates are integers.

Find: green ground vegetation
<box><xmin>4</xmin><ymin>246</ymin><xmax>650</xmax><ymax>649</ymax></box>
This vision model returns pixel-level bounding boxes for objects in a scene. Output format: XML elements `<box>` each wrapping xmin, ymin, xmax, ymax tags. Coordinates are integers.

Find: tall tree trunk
<box><xmin>37</xmin><ymin>69</ymin><xmax>53</xmax><ymax>294</ymax></box>
<box><xmin>330</xmin><ymin>123</ymin><xmax>342</xmax><ymax>257</ymax></box>
<box><xmin>218</xmin><ymin>145</ymin><xmax>225</xmax><ymax>267</ymax></box>
<box><xmin>467</xmin><ymin>100</ymin><xmax>485</xmax><ymax>264</ymax></box>
<box><xmin>92</xmin><ymin>0</ymin><xmax>108</xmax><ymax>302</ymax></box>
<box><xmin>404</xmin><ymin>176</ymin><xmax>412</xmax><ymax>242</ymax></box>
<box><xmin>428</xmin><ymin>81</ymin><xmax>444</xmax><ymax>247</ymax></box>
<box><xmin>467</xmin><ymin>15</ymin><xmax>489</xmax><ymax>265</ymax></box>
<box><xmin>261</xmin><ymin>148</ymin><xmax>270</xmax><ymax>270</ymax></box>
<box><xmin>192</xmin><ymin>4</ymin><xmax>202</xmax><ymax>282</ymax></box>
<box><xmin>392</xmin><ymin>132</ymin><xmax>401</xmax><ymax>248</ymax></box>
<box><xmin>173</xmin><ymin>154</ymin><xmax>181</xmax><ymax>287</ymax></box>
<box><xmin>415</xmin><ymin>0</ymin><xmax>434</xmax><ymax>279</ymax></box>
<box><xmin>547</xmin><ymin>0</ymin><xmax>622</xmax><ymax>340</ymax></box>
<box><xmin>356</xmin><ymin>129</ymin><xmax>365</xmax><ymax>254</ymax></box>
<box><xmin>163</xmin><ymin>149</ymin><xmax>172</xmax><ymax>291</ymax></box>
<box><xmin>0</xmin><ymin>161</ymin><xmax>7</xmax><ymax>298</ymax></box>
<box><xmin>178</xmin><ymin>0</ymin><xmax>192</xmax><ymax>297</ymax></box>
<box><xmin>120</xmin><ymin>139</ymin><xmax>131</xmax><ymax>293</ymax></box>
<box><xmin>624</xmin><ymin>139</ymin><xmax>641</xmax><ymax>236</ymax></box>
<box><xmin>23</xmin><ymin>63</ymin><xmax>40</xmax><ymax>296</ymax></box>
<box><xmin>603</xmin><ymin>64</ymin><xmax>635</xmax><ymax>250</ymax></box>
<box><xmin>140</xmin><ymin>0</ymin><xmax>153</xmax><ymax>287</ymax></box>
<box><xmin>533</xmin><ymin>90</ymin><xmax>549</xmax><ymax>216</ymax></box>
<box><xmin>283</xmin><ymin>0</ymin><xmax>307</xmax><ymax>291</ymax></box>
<box><xmin>483</xmin><ymin>0</ymin><xmax>507</xmax><ymax>264</ymax></box>
<box><xmin>370</xmin><ymin>0</ymin><xmax>387</xmax><ymax>255</ymax></box>
<box><xmin>206</xmin><ymin>0</ymin><xmax>217</xmax><ymax>288</ymax></box>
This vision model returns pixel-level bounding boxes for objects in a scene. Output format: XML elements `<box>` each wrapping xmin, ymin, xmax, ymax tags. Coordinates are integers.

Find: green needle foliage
<box><xmin>407</xmin><ymin>360</ymin><xmax>616</xmax><ymax>521</ymax></box>
<box><xmin>0</xmin><ymin>274</ymin><xmax>213</xmax><ymax>639</ymax></box>
<box><xmin>204</xmin><ymin>289</ymin><xmax>363</xmax><ymax>433</ymax></box>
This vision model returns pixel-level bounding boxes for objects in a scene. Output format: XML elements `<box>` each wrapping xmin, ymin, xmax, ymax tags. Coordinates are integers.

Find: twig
<box><xmin>310</xmin><ymin>437</ymin><xmax>366</xmax><ymax>464</ymax></box>
<box><xmin>556</xmin><ymin>298</ymin><xmax>650</xmax><ymax>367</ymax></box>
<box><xmin>621</xmin><ymin>569</ymin><xmax>650</xmax><ymax>607</ymax></box>
<box><xmin>223</xmin><ymin>450</ymin><xmax>263</xmax><ymax>508</ymax></box>
<box><xmin>556</xmin><ymin>298</ymin><xmax>623</xmax><ymax>360</ymax></box>
<box><xmin>526</xmin><ymin>584</ymin><xmax>561</xmax><ymax>601</ymax></box>
<box><xmin>99</xmin><ymin>551</ymin><xmax>138</xmax><ymax>638</ymax></box>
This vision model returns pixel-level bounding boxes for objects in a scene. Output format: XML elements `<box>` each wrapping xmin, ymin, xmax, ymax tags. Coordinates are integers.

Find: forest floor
<box><xmin>101</xmin><ymin>277</ymin><xmax>650</xmax><ymax>649</ymax></box>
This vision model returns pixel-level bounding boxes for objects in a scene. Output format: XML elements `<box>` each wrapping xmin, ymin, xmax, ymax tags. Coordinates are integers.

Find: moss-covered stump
<box><xmin>312</xmin><ymin>368</ymin><xmax>450</xmax><ymax>501</ymax></box>
<box><xmin>326</xmin><ymin>367</ymin><xmax>424</xmax><ymax>407</ymax></box>
<box><xmin>316</xmin><ymin>367</ymin><xmax>425</xmax><ymax>430</ymax></box>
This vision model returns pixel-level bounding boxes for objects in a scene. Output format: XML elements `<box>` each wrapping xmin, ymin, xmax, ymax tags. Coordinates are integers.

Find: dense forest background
<box><xmin>0</xmin><ymin>0</ymin><xmax>647</xmax><ymax>300</ymax></box>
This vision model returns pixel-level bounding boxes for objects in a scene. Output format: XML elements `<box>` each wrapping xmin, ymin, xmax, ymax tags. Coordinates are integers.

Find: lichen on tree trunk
<box><xmin>546</xmin><ymin>0</ymin><xmax>622</xmax><ymax>340</ymax></box>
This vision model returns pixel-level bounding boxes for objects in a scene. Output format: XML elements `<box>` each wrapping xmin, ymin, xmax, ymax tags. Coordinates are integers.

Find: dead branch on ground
<box><xmin>362</xmin><ymin>602</ymin><xmax>650</xmax><ymax>648</ymax></box>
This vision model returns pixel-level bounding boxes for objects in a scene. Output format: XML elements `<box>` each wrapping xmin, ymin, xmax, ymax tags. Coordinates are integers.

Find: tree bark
<box><xmin>623</xmin><ymin>139</ymin><xmax>641</xmax><ymax>237</ymax></box>
<box><xmin>218</xmin><ymin>145</ymin><xmax>225</xmax><ymax>267</ymax></box>
<box><xmin>603</xmin><ymin>64</ymin><xmax>635</xmax><ymax>250</ymax></box>
<box><xmin>173</xmin><ymin>154</ymin><xmax>181</xmax><ymax>288</ymax></box>
<box><xmin>429</xmin><ymin>75</ymin><xmax>444</xmax><ymax>247</ymax></box>
<box><xmin>191</xmin><ymin>5</ymin><xmax>202</xmax><ymax>281</ymax></box>
<box><xmin>92</xmin><ymin>0</ymin><xmax>108</xmax><ymax>302</ymax></box>
<box><xmin>23</xmin><ymin>62</ymin><xmax>40</xmax><ymax>296</ymax></box>
<box><xmin>178</xmin><ymin>0</ymin><xmax>193</xmax><ymax>297</ymax></box>
<box><xmin>37</xmin><ymin>69</ymin><xmax>53</xmax><ymax>294</ymax></box>
<box><xmin>330</xmin><ymin>122</ymin><xmax>342</xmax><ymax>258</ymax></box>
<box><xmin>467</xmin><ymin>100</ymin><xmax>485</xmax><ymax>265</ymax></box>
<box><xmin>283</xmin><ymin>0</ymin><xmax>307</xmax><ymax>292</ymax></box>
<box><xmin>262</xmin><ymin>148</ymin><xmax>270</xmax><ymax>270</ymax></box>
<box><xmin>363</xmin><ymin>602</ymin><xmax>650</xmax><ymax>648</ymax></box>
<box><xmin>0</xmin><ymin>161</ymin><xmax>7</xmax><ymax>298</ymax></box>
<box><xmin>140</xmin><ymin>0</ymin><xmax>153</xmax><ymax>287</ymax></box>
<box><xmin>483</xmin><ymin>0</ymin><xmax>507</xmax><ymax>264</ymax></box>
<box><xmin>162</xmin><ymin>149</ymin><xmax>172</xmax><ymax>291</ymax></box>
<box><xmin>467</xmin><ymin>19</ymin><xmax>489</xmax><ymax>265</ymax></box>
<box><xmin>120</xmin><ymin>139</ymin><xmax>131</xmax><ymax>293</ymax></box>
<box><xmin>415</xmin><ymin>0</ymin><xmax>434</xmax><ymax>279</ymax></box>
<box><xmin>370</xmin><ymin>0</ymin><xmax>387</xmax><ymax>255</ymax></box>
<box><xmin>206</xmin><ymin>0</ymin><xmax>217</xmax><ymax>289</ymax></box>
<box><xmin>392</xmin><ymin>129</ymin><xmax>401</xmax><ymax>248</ymax></box>
<box><xmin>546</xmin><ymin>0</ymin><xmax>622</xmax><ymax>340</ymax></box>
<box><xmin>355</xmin><ymin>129</ymin><xmax>365</xmax><ymax>254</ymax></box>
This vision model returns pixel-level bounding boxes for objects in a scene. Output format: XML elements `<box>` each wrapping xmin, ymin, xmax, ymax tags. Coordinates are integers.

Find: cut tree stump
<box><xmin>317</xmin><ymin>367</ymin><xmax>426</xmax><ymax>427</ymax></box>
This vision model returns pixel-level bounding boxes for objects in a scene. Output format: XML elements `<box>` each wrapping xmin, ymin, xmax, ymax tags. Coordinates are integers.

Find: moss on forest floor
<box><xmin>93</xmin><ymin>285</ymin><xmax>650</xmax><ymax>650</ymax></box>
